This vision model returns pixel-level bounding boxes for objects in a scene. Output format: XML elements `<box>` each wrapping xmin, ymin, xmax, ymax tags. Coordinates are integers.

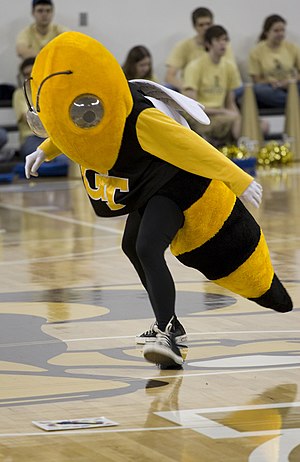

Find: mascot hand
<box><xmin>25</xmin><ymin>148</ymin><xmax>46</xmax><ymax>179</ymax></box>
<box><xmin>240</xmin><ymin>180</ymin><xmax>263</xmax><ymax>208</ymax></box>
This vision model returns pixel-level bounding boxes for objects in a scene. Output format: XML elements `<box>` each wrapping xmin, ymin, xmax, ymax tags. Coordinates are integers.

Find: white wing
<box><xmin>130</xmin><ymin>79</ymin><xmax>210</xmax><ymax>126</ymax></box>
<box><xmin>143</xmin><ymin>96</ymin><xmax>190</xmax><ymax>127</ymax></box>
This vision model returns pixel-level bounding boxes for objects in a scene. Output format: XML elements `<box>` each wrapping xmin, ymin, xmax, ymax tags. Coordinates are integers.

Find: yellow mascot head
<box><xmin>30</xmin><ymin>31</ymin><xmax>133</xmax><ymax>173</ymax></box>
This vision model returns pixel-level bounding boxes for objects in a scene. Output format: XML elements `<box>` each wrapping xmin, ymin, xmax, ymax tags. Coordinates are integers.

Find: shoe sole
<box><xmin>143</xmin><ymin>345</ymin><xmax>183</xmax><ymax>367</ymax></box>
<box><xmin>136</xmin><ymin>334</ymin><xmax>187</xmax><ymax>345</ymax></box>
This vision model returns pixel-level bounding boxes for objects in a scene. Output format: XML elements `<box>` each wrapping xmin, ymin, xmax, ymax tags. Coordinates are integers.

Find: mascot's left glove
<box><xmin>25</xmin><ymin>148</ymin><xmax>46</xmax><ymax>179</ymax></box>
<box><xmin>240</xmin><ymin>180</ymin><xmax>263</xmax><ymax>208</ymax></box>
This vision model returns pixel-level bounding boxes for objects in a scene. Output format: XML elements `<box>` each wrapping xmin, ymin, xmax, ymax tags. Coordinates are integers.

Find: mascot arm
<box><xmin>25</xmin><ymin>138</ymin><xmax>62</xmax><ymax>179</ymax></box>
<box><xmin>25</xmin><ymin>148</ymin><xmax>46</xmax><ymax>179</ymax></box>
<box><xmin>38</xmin><ymin>138</ymin><xmax>62</xmax><ymax>161</ymax></box>
<box><xmin>136</xmin><ymin>107</ymin><xmax>253</xmax><ymax>197</ymax></box>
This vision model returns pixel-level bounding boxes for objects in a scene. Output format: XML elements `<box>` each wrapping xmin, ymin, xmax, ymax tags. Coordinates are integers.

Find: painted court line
<box><xmin>0</xmin><ymin>203</ymin><xmax>123</xmax><ymax>235</ymax></box>
<box><xmin>0</xmin><ymin>394</ymin><xmax>89</xmax><ymax>405</ymax></box>
<box><xmin>0</xmin><ymin>425</ymin><xmax>187</xmax><ymax>438</ymax></box>
<box><xmin>2</xmin><ymin>202</ymin><xmax>300</xmax><ymax>244</ymax></box>
<box><xmin>143</xmin><ymin>365</ymin><xmax>300</xmax><ymax>381</ymax></box>
<box><xmin>0</xmin><ymin>246</ymin><xmax>121</xmax><ymax>266</ymax></box>
<box><xmin>1</xmin><ymin>401</ymin><xmax>300</xmax><ymax>438</ymax></box>
<box><xmin>0</xmin><ymin>427</ymin><xmax>288</xmax><ymax>439</ymax></box>
<box><xmin>0</xmin><ymin>330</ymin><xmax>299</xmax><ymax>349</ymax></box>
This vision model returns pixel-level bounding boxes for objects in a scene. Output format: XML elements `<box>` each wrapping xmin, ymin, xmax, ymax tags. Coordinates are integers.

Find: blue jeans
<box><xmin>234</xmin><ymin>85</ymin><xmax>244</xmax><ymax>107</ymax></box>
<box><xmin>253</xmin><ymin>82</ymin><xmax>300</xmax><ymax>109</ymax></box>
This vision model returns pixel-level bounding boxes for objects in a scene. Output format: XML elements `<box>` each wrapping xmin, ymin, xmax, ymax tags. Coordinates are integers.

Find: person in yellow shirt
<box><xmin>16</xmin><ymin>0</ymin><xmax>68</xmax><ymax>60</ymax></box>
<box><xmin>183</xmin><ymin>25</ymin><xmax>242</xmax><ymax>145</ymax></box>
<box><xmin>248</xmin><ymin>14</ymin><xmax>300</xmax><ymax>108</ymax></box>
<box><xmin>165</xmin><ymin>7</ymin><xmax>239</xmax><ymax>92</ymax></box>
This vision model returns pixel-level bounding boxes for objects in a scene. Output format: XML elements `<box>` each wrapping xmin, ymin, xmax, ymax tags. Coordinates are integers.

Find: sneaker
<box><xmin>135</xmin><ymin>318</ymin><xmax>187</xmax><ymax>345</ymax></box>
<box><xmin>143</xmin><ymin>326</ymin><xmax>183</xmax><ymax>368</ymax></box>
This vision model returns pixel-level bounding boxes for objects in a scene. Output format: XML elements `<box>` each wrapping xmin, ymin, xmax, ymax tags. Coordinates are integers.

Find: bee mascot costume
<box><xmin>24</xmin><ymin>32</ymin><xmax>292</xmax><ymax>367</ymax></box>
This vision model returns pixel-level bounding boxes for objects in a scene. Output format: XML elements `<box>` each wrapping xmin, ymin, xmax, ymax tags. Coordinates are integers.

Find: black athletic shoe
<box><xmin>135</xmin><ymin>318</ymin><xmax>187</xmax><ymax>345</ymax></box>
<box><xmin>143</xmin><ymin>327</ymin><xmax>184</xmax><ymax>368</ymax></box>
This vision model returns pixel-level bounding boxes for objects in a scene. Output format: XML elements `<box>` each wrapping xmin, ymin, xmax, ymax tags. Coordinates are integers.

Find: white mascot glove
<box><xmin>240</xmin><ymin>180</ymin><xmax>263</xmax><ymax>208</ymax></box>
<box><xmin>25</xmin><ymin>148</ymin><xmax>46</xmax><ymax>179</ymax></box>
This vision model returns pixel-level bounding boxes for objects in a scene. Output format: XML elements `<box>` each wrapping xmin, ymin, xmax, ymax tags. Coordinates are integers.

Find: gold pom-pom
<box><xmin>220</xmin><ymin>136</ymin><xmax>293</xmax><ymax>167</ymax></box>
<box><xmin>220</xmin><ymin>144</ymin><xmax>248</xmax><ymax>160</ymax></box>
<box><xmin>219</xmin><ymin>138</ymin><xmax>257</xmax><ymax>174</ymax></box>
<box><xmin>257</xmin><ymin>140</ymin><xmax>293</xmax><ymax>166</ymax></box>
<box><xmin>220</xmin><ymin>137</ymin><xmax>259</xmax><ymax>160</ymax></box>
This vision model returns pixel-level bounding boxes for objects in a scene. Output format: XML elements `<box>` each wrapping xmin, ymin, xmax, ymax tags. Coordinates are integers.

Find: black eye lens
<box><xmin>70</xmin><ymin>94</ymin><xmax>104</xmax><ymax>128</ymax></box>
<box><xmin>83</xmin><ymin>110</ymin><xmax>96</xmax><ymax>123</ymax></box>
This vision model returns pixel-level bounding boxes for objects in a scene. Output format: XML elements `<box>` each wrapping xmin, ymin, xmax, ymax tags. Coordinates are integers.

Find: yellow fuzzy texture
<box><xmin>31</xmin><ymin>31</ymin><xmax>133</xmax><ymax>173</ymax></box>
<box><xmin>214</xmin><ymin>231</ymin><xmax>274</xmax><ymax>298</ymax></box>
<box><xmin>39</xmin><ymin>138</ymin><xmax>61</xmax><ymax>161</ymax></box>
<box><xmin>171</xmin><ymin>179</ymin><xmax>236</xmax><ymax>256</ymax></box>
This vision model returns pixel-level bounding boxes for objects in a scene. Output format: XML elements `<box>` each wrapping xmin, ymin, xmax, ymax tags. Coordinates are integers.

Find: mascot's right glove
<box><xmin>240</xmin><ymin>180</ymin><xmax>263</xmax><ymax>208</ymax></box>
<box><xmin>25</xmin><ymin>148</ymin><xmax>46</xmax><ymax>179</ymax></box>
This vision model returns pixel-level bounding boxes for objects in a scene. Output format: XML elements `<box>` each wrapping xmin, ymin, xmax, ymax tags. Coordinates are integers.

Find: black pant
<box><xmin>121</xmin><ymin>195</ymin><xmax>184</xmax><ymax>331</ymax></box>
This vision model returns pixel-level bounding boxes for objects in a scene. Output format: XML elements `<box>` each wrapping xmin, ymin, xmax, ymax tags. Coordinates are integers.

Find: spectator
<box><xmin>122</xmin><ymin>45</ymin><xmax>158</xmax><ymax>82</ymax></box>
<box><xmin>183</xmin><ymin>25</ymin><xmax>242</xmax><ymax>145</ymax></box>
<box><xmin>12</xmin><ymin>57</ymin><xmax>46</xmax><ymax>158</ymax></box>
<box><xmin>165</xmin><ymin>7</ymin><xmax>238</xmax><ymax>91</ymax></box>
<box><xmin>16</xmin><ymin>0</ymin><xmax>68</xmax><ymax>60</ymax></box>
<box><xmin>248</xmin><ymin>14</ymin><xmax>300</xmax><ymax>109</ymax></box>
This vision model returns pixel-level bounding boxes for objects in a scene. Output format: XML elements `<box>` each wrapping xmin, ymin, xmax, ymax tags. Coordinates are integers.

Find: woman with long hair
<box><xmin>122</xmin><ymin>45</ymin><xmax>157</xmax><ymax>81</ymax></box>
<box><xmin>248</xmin><ymin>14</ymin><xmax>300</xmax><ymax>108</ymax></box>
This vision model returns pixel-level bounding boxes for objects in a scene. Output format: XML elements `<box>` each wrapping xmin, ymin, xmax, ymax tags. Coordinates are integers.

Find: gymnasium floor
<box><xmin>0</xmin><ymin>164</ymin><xmax>299</xmax><ymax>461</ymax></box>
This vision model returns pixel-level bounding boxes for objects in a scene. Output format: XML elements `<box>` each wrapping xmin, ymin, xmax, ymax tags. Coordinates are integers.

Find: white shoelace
<box><xmin>143</xmin><ymin>316</ymin><xmax>175</xmax><ymax>336</ymax></box>
<box><xmin>142</xmin><ymin>322</ymin><xmax>158</xmax><ymax>336</ymax></box>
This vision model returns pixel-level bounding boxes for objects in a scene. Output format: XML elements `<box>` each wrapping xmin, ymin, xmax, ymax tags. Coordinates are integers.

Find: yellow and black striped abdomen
<box><xmin>171</xmin><ymin>179</ymin><xmax>292</xmax><ymax>312</ymax></box>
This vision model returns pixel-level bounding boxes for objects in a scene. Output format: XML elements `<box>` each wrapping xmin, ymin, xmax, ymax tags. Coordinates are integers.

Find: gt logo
<box><xmin>81</xmin><ymin>167</ymin><xmax>129</xmax><ymax>210</ymax></box>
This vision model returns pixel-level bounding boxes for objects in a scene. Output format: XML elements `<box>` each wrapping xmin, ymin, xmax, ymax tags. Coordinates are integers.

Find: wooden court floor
<box><xmin>0</xmin><ymin>164</ymin><xmax>300</xmax><ymax>461</ymax></box>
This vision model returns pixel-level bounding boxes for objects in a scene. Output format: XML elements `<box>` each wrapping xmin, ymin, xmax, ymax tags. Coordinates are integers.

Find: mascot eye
<box><xmin>69</xmin><ymin>94</ymin><xmax>104</xmax><ymax>128</ymax></box>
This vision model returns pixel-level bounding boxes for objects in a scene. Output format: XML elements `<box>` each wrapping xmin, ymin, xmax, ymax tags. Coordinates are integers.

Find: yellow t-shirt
<box><xmin>183</xmin><ymin>53</ymin><xmax>242</xmax><ymax>108</ymax></box>
<box><xmin>166</xmin><ymin>36</ymin><xmax>237</xmax><ymax>72</ymax></box>
<box><xmin>248</xmin><ymin>40</ymin><xmax>300</xmax><ymax>81</ymax></box>
<box><xmin>16</xmin><ymin>23</ymin><xmax>68</xmax><ymax>57</ymax></box>
<box><xmin>12</xmin><ymin>88</ymin><xmax>33</xmax><ymax>144</ymax></box>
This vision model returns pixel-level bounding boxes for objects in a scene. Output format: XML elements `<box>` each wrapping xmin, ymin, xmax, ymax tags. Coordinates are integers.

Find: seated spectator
<box><xmin>122</xmin><ymin>45</ymin><xmax>158</xmax><ymax>81</ymax></box>
<box><xmin>12</xmin><ymin>57</ymin><xmax>46</xmax><ymax>158</ymax></box>
<box><xmin>248</xmin><ymin>14</ymin><xmax>300</xmax><ymax>109</ymax></box>
<box><xmin>165</xmin><ymin>7</ymin><xmax>239</xmax><ymax>92</ymax></box>
<box><xmin>16</xmin><ymin>0</ymin><xmax>68</xmax><ymax>60</ymax></box>
<box><xmin>183</xmin><ymin>25</ymin><xmax>242</xmax><ymax>146</ymax></box>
